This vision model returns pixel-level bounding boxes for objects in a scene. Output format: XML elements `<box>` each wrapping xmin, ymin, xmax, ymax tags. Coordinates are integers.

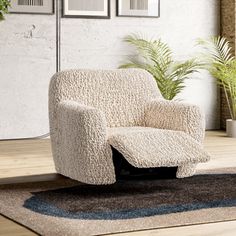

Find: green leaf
<box><xmin>120</xmin><ymin>34</ymin><xmax>201</xmax><ymax>100</ymax></box>
<box><xmin>198</xmin><ymin>36</ymin><xmax>236</xmax><ymax>119</ymax></box>
<box><xmin>0</xmin><ymin>0</ymin><xmax>10</xmax><ymax>21</ymax></box>
<box><xmin>197</xmin><ymin>36</ymin><xmax>235</xmax><ymax>65</ymax></box>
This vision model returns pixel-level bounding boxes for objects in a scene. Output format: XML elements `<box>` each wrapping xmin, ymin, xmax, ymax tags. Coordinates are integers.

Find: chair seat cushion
<box><xmin>107</xmin><ymin>127</ymin><xmax>210</xmax><ymax>168</ymax></box>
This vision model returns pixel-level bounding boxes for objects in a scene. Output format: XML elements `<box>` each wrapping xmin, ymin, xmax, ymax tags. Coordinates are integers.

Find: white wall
<box><xmin>0</xmin><ymin>14</ymin><xmax>56</xmax><ymax>139</ymax></box>
<box><xmin>0</xmin><ymin>0</ymin><xmax>219</xmax><ymax>139</ymax></box>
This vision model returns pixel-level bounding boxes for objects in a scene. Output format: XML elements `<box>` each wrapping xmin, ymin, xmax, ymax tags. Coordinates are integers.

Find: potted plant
<box><xmin>0</xmin><ymin>0</ymin><xmax>10</xmax><ymax>21</ymax></box>
<box><xmin>119</xmin><ymin>34</ymin><xmax>202</xmax><ymax>100</ymax></box>
<box><xmin>198</xmin><ymin>37</ymin><xmax>236</xmax><ymax>137</ymax></box>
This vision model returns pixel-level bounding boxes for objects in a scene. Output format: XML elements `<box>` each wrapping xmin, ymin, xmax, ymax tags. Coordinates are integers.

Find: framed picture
<box><xmin>117</xmin><ymin>0</ymin><xmax>160</xmax><ymax>18</ymax></box>
<box><xmin>9</xmin><ymin>0</ymin><xmax>54</xmax><ymax>14</ymax></box>
<box><xmin>63</xmin><ymin>0</ymin><xmax>110</xmax><ymax>19</ymax></box>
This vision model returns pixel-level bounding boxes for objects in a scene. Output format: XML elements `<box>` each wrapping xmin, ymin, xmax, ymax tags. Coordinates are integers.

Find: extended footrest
<box><xmin>108</xmin><ymin>127</ymin><xmax>210</xmax><ymax>168</ymax></box>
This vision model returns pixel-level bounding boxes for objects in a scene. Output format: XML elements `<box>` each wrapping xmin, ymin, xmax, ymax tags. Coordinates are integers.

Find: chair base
<box><xmin>176</xmin><ymin>163</ymin><xmax>197</xmax><ymax>178</ymax></box>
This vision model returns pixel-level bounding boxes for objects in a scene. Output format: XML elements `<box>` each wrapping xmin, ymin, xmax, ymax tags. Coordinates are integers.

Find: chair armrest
<box><xmin>145</xmin><ymin>99</ymin><xmax>205</xmax><ymax>144</ymax></box>
<box><xmin>56</xmin><ymin>100</ymin><xmax>115</xmax><ymax>184</ymax></box>
<box><xmin>58</xmin><ymin>100</ymin><xmax>107</xmax><ymax>138</ymax></box>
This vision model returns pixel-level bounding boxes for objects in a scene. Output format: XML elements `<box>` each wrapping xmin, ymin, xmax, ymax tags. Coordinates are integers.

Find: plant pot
<box><xmin>226</xmin><ymin>119</ymin><xmax>236</xmax><ymax>138</ymax></box>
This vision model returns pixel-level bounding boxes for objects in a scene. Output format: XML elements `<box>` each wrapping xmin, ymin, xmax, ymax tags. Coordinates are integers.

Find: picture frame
<box><xmin>9</xmin><ymin>0</ymin><xmax>54</xmax><ymax>15</ymax></box>
<box><xmin>63</xmin><ymin>0</ymin><xmax>110</xmax><ymax>19</ymax></box>
<box><xmin>117</xmin><ymin>0</ymin><xmax>160</xmax><ymax>18</ymax></box>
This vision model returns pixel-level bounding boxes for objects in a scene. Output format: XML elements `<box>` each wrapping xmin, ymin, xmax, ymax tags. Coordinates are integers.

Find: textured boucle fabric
<box><xmin>57</xmin><ymin>101</ymin><xmax>115</xmax><ymax>184</ymax></box>
<box><xmin>49</xmin><ymin>69</ymin><xmax>161</xmax><ymax>128</ymax></box>
<box><xmin>145</xmin><ymin>100</ymin><xmax>206</xmax><ymax>144</ymax></box>
<box><xmin>176</xmin><ymin>163</ymin><xmax>198</xmax><ymax>178</ymax></box>
<box><xmin>108</xmin><ymin>127</ymin><xmax>210</xmax><ymax>169</ymax></box>
<box><xmin>49</xmin><ymin>69</ymin><xmax>209</xmax><ymax>184</ymax></box>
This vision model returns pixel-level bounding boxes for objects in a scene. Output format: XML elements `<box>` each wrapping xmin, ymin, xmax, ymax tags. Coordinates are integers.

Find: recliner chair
<box><xmin>49</xmin><ymin>69</ymin><xmax>210</xmax><ymax>185</ymax></box>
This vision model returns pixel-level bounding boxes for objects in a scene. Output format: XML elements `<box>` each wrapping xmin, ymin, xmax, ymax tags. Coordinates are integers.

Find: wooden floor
<box><xmin>0</xmin><ymin>131</ymin><xmax>236</xmax><ymax>236</ymax></box>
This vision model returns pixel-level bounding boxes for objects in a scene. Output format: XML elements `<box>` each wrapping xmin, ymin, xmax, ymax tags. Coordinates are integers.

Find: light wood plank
<box><xmin>0</xmin><ymin>215</ymin><xmax>36</xmax><ymax>236</ymax></box>
<box><xmin>111</xmin><ymin>221</ymin><xmax>236</xmax><ymax>236</ymax></box>
<box><xmin>0</xmin><ymin>139</ymin><xmax>55</xmax><ymax>178</ymax></box>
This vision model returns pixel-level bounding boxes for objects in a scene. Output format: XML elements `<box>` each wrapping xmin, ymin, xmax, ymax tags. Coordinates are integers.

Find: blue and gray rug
<box><xmin>23</xmin><ymin>172</ymin><xmax>236</xmax><ymax>220</ymax></box>
<box><xmin>0</xmin><ymin>168</ymin><xmax>236</xmax><ymax>236</ymax></box>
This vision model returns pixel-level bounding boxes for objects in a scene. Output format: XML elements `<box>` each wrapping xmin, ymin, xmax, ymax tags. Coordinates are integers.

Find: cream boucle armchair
<box><xmin>49</xmin><ymin>69</ymin><xmax>210</xmax><ymax>185</ymax></box>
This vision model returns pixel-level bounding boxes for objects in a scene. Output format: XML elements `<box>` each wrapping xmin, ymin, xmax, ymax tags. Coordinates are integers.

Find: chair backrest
<box><xmin>49</xmin><ymin>69</ymin><xmax>161</xmax><ymax>128</ymax></box>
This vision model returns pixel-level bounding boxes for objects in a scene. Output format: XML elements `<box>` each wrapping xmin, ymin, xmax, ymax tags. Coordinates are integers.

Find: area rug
<box><xmin>0</xmin><ymin>168</ymin><xmax>236</xmax><ymax>236</ymax></box>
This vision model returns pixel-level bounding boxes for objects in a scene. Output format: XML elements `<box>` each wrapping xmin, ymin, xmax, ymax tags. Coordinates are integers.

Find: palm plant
<box><xmin>119</xmin><ymin>34</ymin><xmax>202</xmax><ymax>100</ymax></box>
<box><xmin>198</xmin><ymin>36</ymin><xmax>236</xmax><ymax>120</ymax></box>
<box><xmin>0</xmin><ymin>0</ymin><xmax>10</xmax><ymax>20</ymax></box>
<box><xmin>211</xmin><ymin>61</ymin><xmax>236</xmax><ymax>119</ymax></box>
